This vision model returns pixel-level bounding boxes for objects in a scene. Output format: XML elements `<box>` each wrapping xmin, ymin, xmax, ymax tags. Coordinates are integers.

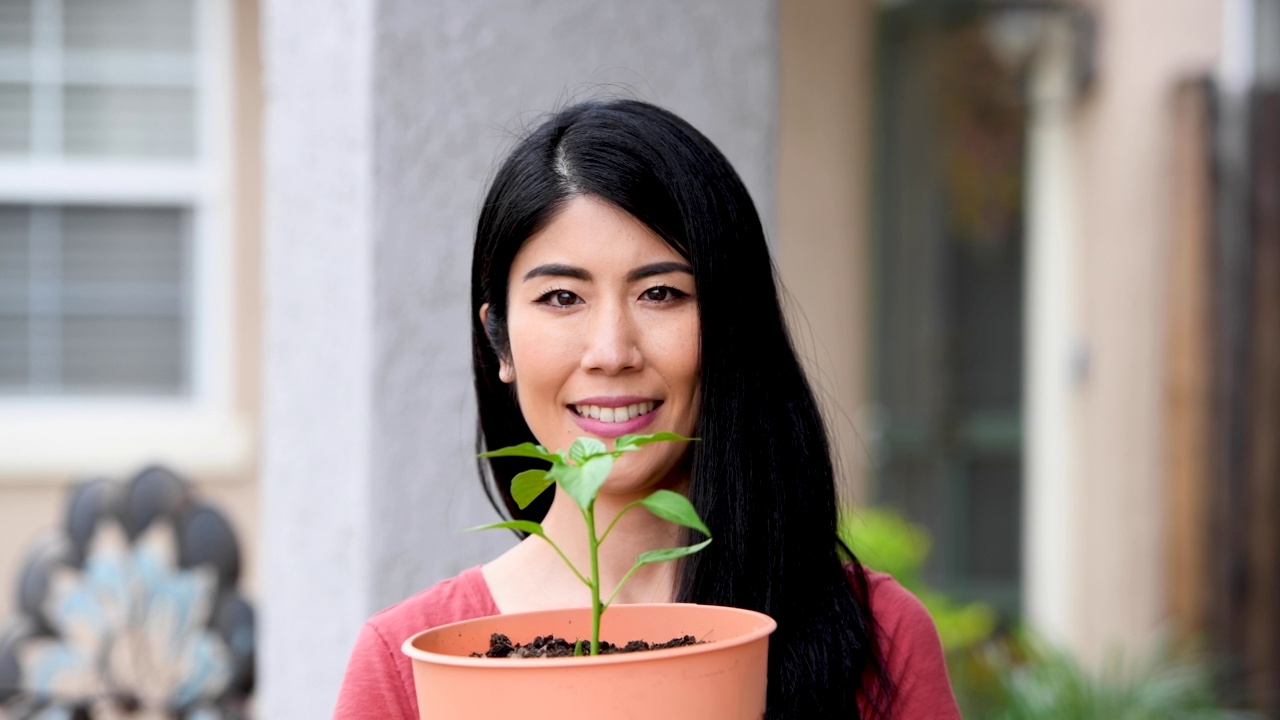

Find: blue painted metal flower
<box><xmin>0</xmin><ymin>467</ymin><xmax>254</xmax><ymax>719</ymax></box>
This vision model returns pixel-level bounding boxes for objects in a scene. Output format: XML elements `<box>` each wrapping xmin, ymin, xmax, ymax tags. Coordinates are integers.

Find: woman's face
<box><xmin>493</xmin><ymin>195</ymin><xmax>701</xmax><ymax>495</ymax></box>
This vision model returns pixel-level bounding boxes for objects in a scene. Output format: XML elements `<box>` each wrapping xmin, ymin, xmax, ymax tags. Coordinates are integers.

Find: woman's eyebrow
<box><xmin>523</xmin><ymin>263</ymin><xmax>590</xmax><ymax>282</ymax></box>
<box><xmin>522</xmin><ymin>261</ymin><xmax>693</xmax><ymax>283</ymax></box>
<box><xmin>626</xmin><ymin>261</ymin><xmax>694</xmax><ymax>282</ymax></box>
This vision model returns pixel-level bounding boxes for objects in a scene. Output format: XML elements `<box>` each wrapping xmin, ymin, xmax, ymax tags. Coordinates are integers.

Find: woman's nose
<box><xmin>581</xmin><ymin>305</ymin><xmax>642</xmax><ymax>374</ymax></box>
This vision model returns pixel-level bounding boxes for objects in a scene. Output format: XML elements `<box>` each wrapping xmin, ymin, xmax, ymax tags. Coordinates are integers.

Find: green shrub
<box><xmin>837</xmin><ymin>507</ymin><xmax>1255</xmax><ymax>718</ymax></box>
<box><xmin>959</xmin><ymin>632</ymin><xmax>1260</xmax><ymax>720</ymax></box>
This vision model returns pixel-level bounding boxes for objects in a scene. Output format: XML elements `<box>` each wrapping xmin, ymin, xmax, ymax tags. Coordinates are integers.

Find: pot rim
<box><xmin>402</xmin><ymin>602</ymin><xmax>777</xmax><ymax>669</ymax></box>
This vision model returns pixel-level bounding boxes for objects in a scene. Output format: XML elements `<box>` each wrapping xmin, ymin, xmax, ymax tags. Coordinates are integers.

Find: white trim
<box><xmin>0</xmin><ymin>0</ymin><xmax>244</xmax><ymax>478</ymax></box>
<box><xmin>1219</xmin><ymin>0</ymin><xmax>1257</xmax><ymax>94</ymax></box>
<box><xmin>191</xmin><ymin>0</ymin><xmax>236</xmax><ymax>418</ymax></box>
<box><xmin>1023</xmin><ymin>17</ymin><xmax>1080</xmax><ymax>648</ymax></box>
<box><xmin>0</xmin><ymin>164</ymin><xmax>201</xmax><ymax>203</ymax></box>
<box><xmin>0</xmin><ymin>402</ymin><xmax>252</xmax><ymax>478</ymax></box>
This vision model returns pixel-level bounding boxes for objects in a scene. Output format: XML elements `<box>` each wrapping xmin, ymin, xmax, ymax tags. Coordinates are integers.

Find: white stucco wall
<box><xmin>260</xmin><ymin>1</ymin><xmax>777</xmax><ymax>716</ymax></box>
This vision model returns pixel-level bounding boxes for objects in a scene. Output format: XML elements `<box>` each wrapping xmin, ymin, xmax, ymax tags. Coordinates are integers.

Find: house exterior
<box><xmin>2</xmin><ymin>0</ymin><xmax>1272</xmax><ymax>716</ymax></box>
<box><xmin>0</xmin><ymin>0</ymin><xmax>263</xmax><ymax>625</ymax></box>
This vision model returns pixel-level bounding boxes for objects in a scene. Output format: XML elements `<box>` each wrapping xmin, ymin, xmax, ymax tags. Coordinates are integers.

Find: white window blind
<box><xmin>0</xmin><ymin>204</ymin><xmax>190</xmax><ymax>394</ymax></box>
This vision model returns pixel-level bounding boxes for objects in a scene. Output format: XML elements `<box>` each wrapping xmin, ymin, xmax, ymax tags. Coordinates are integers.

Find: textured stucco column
<box><xmin>260</xmin><ymin>1</ymin><xmax>777</xmax><ymax>716</ymax></box>
<box><xmin>777</xmin><ymin>0</ymin><xmax>874</xmax><ymax>504</ymax></box>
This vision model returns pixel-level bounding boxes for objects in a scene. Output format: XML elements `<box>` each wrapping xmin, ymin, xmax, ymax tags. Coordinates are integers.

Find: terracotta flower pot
<box><xmin>402</xmin><ymin>603</ymin><xmax>777</xmax><ymax>720</ymax></box>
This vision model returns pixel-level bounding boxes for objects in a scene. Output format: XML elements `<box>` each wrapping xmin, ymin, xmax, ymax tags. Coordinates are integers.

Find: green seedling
<box><xmin>470</xmin><ymin>432</ymin><xmax>711</xmax><ymax>657</ymax></box>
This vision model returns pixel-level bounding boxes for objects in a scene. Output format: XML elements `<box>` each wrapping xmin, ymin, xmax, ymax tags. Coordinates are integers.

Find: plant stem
<box><xmin>539</xmin><ymin>534</ymin><xmax>592</xmax><ymax>589</ymax></box>
<box><xmin>596</xmin><ymin>498</ymin><xmax>643</xmax><ymax>547</ymax></box>
<box><xmin>606</xmin><ymin>561</ymin><xmax>645</xmax><ymax>608</ymax></box>
<box><xmin>585</xmin><ymin>503</ymin><xmax>603</xmax><ymax>656</ymax></box>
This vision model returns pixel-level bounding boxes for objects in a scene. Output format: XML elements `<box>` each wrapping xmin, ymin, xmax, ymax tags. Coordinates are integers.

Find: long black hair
<box><xmin>470</xmin><ymin>99</ymin><xmax>894</xmax><ymax>719</ymax></box>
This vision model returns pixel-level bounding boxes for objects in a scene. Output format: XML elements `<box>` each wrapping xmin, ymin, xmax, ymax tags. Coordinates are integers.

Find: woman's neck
<box><xmin>537</xmin><ymin>486</ymin><xmax>684</xmax><ymax>605</ymax></box>
<box><xmin>482</xmin><ymin>482</ymin><xmax>690</xmax><ymax>614</ymax></box>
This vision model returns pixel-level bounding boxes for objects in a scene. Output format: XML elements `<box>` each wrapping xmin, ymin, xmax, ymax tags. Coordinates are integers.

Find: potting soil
<box><xmin>473</xmin><ymin>632</ymin><xmax>700</xmax><ymax>659</ymax></box>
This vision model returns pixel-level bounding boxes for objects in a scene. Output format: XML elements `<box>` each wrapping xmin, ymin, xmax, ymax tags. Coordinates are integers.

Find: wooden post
<box><xmin>1164</xmin><ymin>80</ymin><xmax>1215</xmax><ymax>646</ymax></box>
<box><xmin>1244</xmin><ymin>88</ymin><xmax>1280</xmax><ymax>715</ymax></box>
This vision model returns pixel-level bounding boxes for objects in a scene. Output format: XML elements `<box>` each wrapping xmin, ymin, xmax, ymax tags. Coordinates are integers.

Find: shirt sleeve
<box><xmin>871</xmin><ymin>578</ymin><xmax>963</xmax><ymax>719</ymax></box>
<box><xmin>333</xmin><ymin>621</ymin><xmax>418</xmax><ymax>720</ymax></box>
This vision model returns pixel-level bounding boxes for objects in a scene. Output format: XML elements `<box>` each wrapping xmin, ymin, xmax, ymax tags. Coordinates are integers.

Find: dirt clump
<box><xmin>473</xmin><ymin>632</ymin><xmax>700</xmax><ymax>659</ymax></box>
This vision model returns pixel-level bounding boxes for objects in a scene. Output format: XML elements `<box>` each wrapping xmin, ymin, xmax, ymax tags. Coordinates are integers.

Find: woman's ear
<box><xmin>480</xmin><ymin>303</ymin><xmax>515</xmax><ymax>384</ymax></box>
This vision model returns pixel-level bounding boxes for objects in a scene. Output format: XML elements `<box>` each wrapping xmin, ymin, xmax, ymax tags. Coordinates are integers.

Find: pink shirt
<box><xmin>334</xmin><ymin>566</ymin><xmax>961</xmax><ymax>719</ymax></box>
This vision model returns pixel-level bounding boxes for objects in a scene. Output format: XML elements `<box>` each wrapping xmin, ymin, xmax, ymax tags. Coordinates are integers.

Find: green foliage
<box><xmin>639</xmin><ymin>489</ymin><xmax>711</xmax><ymax>537</ymax></box>
<box><xmin>958</xmin><ymin>632</ymin><xmax>1260</xmax><ymax>720</ymax></box>
<box><xmin>838</xmin><ymin>507</ymin><xmax>1254</xmax><ymax>718</ymax></box>
<box><xmin>468</xmin><ymin>519</ymin><xmax>549</xmax><ymax>539</ymax></box>
<box><xmin>510</xmin><ymin>469</ymin><xmax>555</xmax><ymax>509</ymax></box>
<box><xmin>472</xmin><ymin>433</ymin><xmax>708</xmax><ymax>656</ymax></box>
<box><xmin>551</xmin><ymin>454</ymin><xmax>615</xmax><ymax>510</ymax></box>
<box><xmin>635</xmin><ymin>539</ymin><xmax>713</xmax><ymax>566</ymax></box>
<box><xmin>478</xmin><ymin>442</ymin><xmax>564</xmax><ymax>463</ymax></box>
<box><xmin>837</xmin><ymin>507</ymin><xmax>998</xmax><ymax>653</ymax></box>
<box><xmin>838</xmin><ymin>507</ymin><xmax>930</xmax><ymax>583</ymax></box>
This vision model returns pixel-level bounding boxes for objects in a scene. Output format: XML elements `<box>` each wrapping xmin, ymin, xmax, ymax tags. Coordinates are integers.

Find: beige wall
<box><xmin>777</xmin><ymin>0</ymin><xmax>875</xmax><ymax>505</ymax></box>
<box><xmin>1065</xmin><ymin>0</ymin><xmax>1224</xmax><ymax>664</ymax></box>
<box><xmin>0</xmin><ymin>0</ymin><xmax>261</xmax><ymax>621</ymax></box>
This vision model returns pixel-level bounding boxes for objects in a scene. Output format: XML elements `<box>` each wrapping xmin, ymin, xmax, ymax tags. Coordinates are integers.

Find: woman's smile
<box><xmin>569</xmin><ymin>396</ymin><xmax>663</xmax><ymax>437</ymax></box>
<box><xmin>491</xmin><ymin>195</ymin><xmax>701</xmax><ymax>493</ymax></box>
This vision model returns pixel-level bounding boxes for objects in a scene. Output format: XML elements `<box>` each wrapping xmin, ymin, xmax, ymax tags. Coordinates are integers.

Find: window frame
<box><xmin>0</xmin><ymin>0</ymin><xmax>245</xmax><ymax>477</ymax></box>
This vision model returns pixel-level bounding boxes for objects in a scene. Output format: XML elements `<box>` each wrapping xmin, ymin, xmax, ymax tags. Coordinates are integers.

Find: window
<box><xmin>870</xmin><ymin>8</ymin><xmax>1026</xmax><ymax>616</ymax></box>
<box><xmin>0</xmin><ymin>205</ymin><xmax>191</xmax><ymax>395</ymax></box>
<box><xmin>0</xmin><ymin>0</ymin><xmax>242</xmax><ymax>473</ymax></box>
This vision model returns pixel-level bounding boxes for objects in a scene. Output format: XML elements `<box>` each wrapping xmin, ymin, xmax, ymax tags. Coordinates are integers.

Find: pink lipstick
<box><xmin>568</xmin><ymin>397</ymin><xmax>661</xmax><ymax>439</ymax></box>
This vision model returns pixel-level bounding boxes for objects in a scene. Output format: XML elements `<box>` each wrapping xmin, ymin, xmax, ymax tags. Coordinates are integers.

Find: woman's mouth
<box><xmin>570</xmin><ymin>401</ymin><xmax>659</xmax><ymax>424</ymax></box>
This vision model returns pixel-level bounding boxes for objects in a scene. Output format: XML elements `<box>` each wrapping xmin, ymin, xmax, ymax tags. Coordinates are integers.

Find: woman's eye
<box><xmin>537</xmin><ymin>289</ymin><xmax>581</xmax><ymax>307</ymax></box>
<box><xmin>642</xmin><ymin>286</ymin><xmax>686</xmax><ymax>303</ymax></box>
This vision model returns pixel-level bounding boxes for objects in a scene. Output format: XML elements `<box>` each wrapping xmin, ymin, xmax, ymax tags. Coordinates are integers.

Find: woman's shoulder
<box><xmin>858</xmin><ymin>567</ymin><xmax>935</xmax><ymax>637</ymax></box>
<box><xmin>843</xmin><ymin>565</ymin><xmax>942</xmax><ymax>655</ymax></box>
<box><xmin>846</xmin><ymin>564</ymin><xmax>963</xmax><ymax>718</ymax></box>
<box><xmin>365</xmin><ymin>564</ymin><xmax>500</xmax><ymax>644</ymax></box>
<box><xmin>335</xmin><ymin>566</ymin><xmax>500</xmax><ymax>718</ymax></box>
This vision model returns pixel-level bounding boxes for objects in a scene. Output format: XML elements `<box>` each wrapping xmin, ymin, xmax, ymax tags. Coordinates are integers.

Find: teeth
<box><xmin>573</xmin><ymin>401</ymin><xmax>657</xmax><ymax>423</ymax></box>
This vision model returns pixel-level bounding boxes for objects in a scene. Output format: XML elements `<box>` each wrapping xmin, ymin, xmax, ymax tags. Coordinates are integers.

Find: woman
<box><xmin>336</xmin><ymin>99</ymin><xmax>959</xmax><ymax>719</ymax></box>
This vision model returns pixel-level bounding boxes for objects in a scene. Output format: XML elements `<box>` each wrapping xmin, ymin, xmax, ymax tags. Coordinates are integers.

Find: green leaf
<box><xmin>613</xmin><ymin>434</ymin><xmax>640</xmax><ymax>452</ymax></box>
<box><xmin>640</xmin><ymin>490</ymin><xmax>711</xmax><ymax>537</ymax></box>
<box><xmin>464</xmin><ymin>519</ymin><xmax>547</xmax><ymax>539</ymax></box>
<box><xmin>614</xmin><ymin>432</ymin><xmax>697</xmax><ymax>453</ymax></box>
<box><xmin>553</xmin><ymin>454</ymin><xmax>614</xmax><ymax>510</ymax></box>
<box><xmin>510</xmin><ymin>469</ymin><xmax>554</xmax><ymax>509</ymax></box>
<box><xmin>569</xmin><ymin>437</ymin><xmax>607</xmax><ymax>464</ymax></box>
<box><xmin>634</xmin><ymin>538</ymin><xmax>713</xmax><ymax>566</ymax></box>
<box><xmin>478</xmin><ymin>442</ymin><xmax>561</xmax><ymax>464</ymax></box>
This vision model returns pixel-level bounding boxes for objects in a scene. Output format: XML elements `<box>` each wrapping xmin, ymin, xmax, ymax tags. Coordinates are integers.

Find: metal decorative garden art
<box><xmin>0</xmin><ymin>467</ymin><xmax>254</xmax><ymax>719</ymax></box>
